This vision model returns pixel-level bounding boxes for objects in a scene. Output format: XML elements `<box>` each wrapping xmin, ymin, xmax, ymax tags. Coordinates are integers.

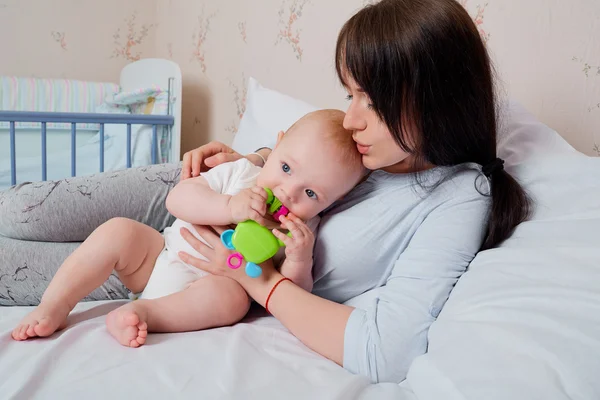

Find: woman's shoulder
<box><xmin>406</xmin><ymin>165</ymin><xmax>492</xmax><ymax>221</ymax></box>
<box><xmin>426</xmin><ymin>164</ymin><xmax>487</xmax><ymax>200</ymax></box>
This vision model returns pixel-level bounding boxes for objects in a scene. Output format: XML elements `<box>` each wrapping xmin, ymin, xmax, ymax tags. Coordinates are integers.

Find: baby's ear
<box><xmin>274</xmin><ymin>131</ymin><xmax>285</xmax><ymax>148</ymax></box>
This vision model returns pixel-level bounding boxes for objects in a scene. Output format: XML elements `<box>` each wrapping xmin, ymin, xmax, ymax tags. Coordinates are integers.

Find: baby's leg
<box><xmin>12</xmin><ymin>218</ymin><xmax>164</xmax><ymax>341</ymax></box>
<box><xmin>105</xmin><ymin>275</ymin><xmax>250</xmax><ymax>347</ymax></box>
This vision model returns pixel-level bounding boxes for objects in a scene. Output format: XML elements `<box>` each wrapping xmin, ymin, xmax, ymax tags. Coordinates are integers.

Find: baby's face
<box><xmin>256</xmin><ymin>121</ymin><xmax>363</xmax><ymax>221</ymax></box>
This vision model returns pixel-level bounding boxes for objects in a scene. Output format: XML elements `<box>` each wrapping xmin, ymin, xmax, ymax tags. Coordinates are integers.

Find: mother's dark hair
<box><xmin>335</xmin><ymin>0</ymin><xmax>530</xmax><ymax>250</ymax></box>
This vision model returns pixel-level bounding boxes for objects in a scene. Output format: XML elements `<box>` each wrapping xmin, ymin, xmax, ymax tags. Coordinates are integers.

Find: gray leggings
<box><xmin>0</xmin><ymin>163</ymin><xmax>181</xmax><ymax>306</ymax></box>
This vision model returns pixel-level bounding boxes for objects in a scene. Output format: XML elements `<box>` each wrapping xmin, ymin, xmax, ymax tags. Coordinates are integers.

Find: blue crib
<box><xmin>0</xmin><ymin>59</ymin><xmax>183</xmax><ymax>190</ymax></box>
<box><xmin>0</xmin><ymin>111</ymin><xmax>174</xmax><ymax>187</ymax></box>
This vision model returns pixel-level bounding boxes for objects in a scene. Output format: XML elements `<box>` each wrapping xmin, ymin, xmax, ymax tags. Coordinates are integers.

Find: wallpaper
<box><xmin>1</xmin><ymin>0</ymin><xmax>598</xmax><ymax>156</ymax></box>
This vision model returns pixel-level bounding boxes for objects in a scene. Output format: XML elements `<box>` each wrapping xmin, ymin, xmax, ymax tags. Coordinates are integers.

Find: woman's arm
<box><xmin>179</xmin><ymin>189</ymin><xmax>489</xmax><ymax>383</ymax></box>
<box><xmin>340</xmin><ymin>193</ymin><xmax>490</xmax><ymax>382</ymax></box>
<box><xmin>181</xmin><ymin>141</ymin><xmax>272</xmax><ymax>180</ymax></box>
<box><xmin>178</xmin><ymin>225</ymin><xmax>353</xmax><ymax>366</ymax></box>
<box><xmin>278</xmin><ymin>259</ymin><xmax>313</xmax><ymax>292</ymax></box>
<box><xmin>239</xmin><ymin>268</ymin><xmax>351</xmax><ymax>364</ymax></box>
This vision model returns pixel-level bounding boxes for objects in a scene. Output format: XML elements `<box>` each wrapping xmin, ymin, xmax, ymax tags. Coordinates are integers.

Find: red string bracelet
<box><xmin>265</xmin><ymin>277</ymin><xmax>291</xmax><ymax>314</ymax></box>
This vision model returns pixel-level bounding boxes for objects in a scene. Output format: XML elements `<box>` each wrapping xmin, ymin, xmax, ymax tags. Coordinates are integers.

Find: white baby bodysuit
<box><xmin>141</xmin><ymin>158</ymin><xmax>262</xmax><ymax>299</ymax></box>
<box><xmin>140</xmin><ymin>158</ymin><xmax>318</xmax><ymax>299</ymax></box>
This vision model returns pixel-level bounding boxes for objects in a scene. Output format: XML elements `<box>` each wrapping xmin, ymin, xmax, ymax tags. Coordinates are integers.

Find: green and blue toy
<box><xmin>220</xmin><ymin>188</ymin><xmax>290</xmax><ymax>278</ymax></box>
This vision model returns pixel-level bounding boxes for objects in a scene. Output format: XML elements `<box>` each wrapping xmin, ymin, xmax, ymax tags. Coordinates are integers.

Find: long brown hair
<box><xmin>336</xmin><ymin>0</ymin><xmax>530</xmax><ymax>249</ymax></box>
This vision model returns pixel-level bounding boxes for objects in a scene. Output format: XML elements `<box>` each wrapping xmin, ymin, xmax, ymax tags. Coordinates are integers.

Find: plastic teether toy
<box><xmin>220</xmin><ymin>188</ymin><xmax>290</xmax><ymax>278</ymax></box>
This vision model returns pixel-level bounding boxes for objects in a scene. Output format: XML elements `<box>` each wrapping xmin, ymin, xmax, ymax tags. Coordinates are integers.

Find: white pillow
<box><xmin>231</xmin><ymin>77</ymin><xmax>318</xmax><ymax>155</ymax></box>
<box><xmin>406</xmin><ymin>106</ymin><xmax>600</xmax><ymax>399</ymax></box>
<box><xmin>498</xmin><ymin>100</ymin><xmax>577</xmax><ymax>172</ymax></box>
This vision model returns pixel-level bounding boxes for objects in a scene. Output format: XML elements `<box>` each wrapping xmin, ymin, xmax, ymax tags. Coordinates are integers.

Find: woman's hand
<box><xmin>178</xmin><ymin>225</ymin><xmax>278</xmax><ymax>284</ymax></box>
<box><xmin>181</xmin><ymin>141</ymin><xmax>243</xmax><ymax>180</ymax></box>
<box><xmin>178</xmin><ymin>224</ymin><xmax>350</xmax><ymax>369</ymax></box>
<box><xmin>181</xmin><ymin>142</ymin><xmax>271</xmax><ymax>180</ymax></box>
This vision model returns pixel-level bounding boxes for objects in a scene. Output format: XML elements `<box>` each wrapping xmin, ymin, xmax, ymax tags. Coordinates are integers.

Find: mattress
<box><xmin>0</xmin><ymin>302</ymin><xmax>414</xmax><ymax>400</ymax></box>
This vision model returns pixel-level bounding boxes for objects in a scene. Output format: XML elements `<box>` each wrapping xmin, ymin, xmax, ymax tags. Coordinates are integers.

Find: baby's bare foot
<box><xmin>12</xmin><ymin>301</ymin><xmax>70</xmax><ymax>341</ymax></box>
<box><xmin>105</xmin><ymin>303</ymin><xmax>148</xmax><ymax>348</ymax></box>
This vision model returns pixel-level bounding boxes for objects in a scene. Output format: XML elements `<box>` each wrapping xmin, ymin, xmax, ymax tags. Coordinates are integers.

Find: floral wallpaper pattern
<box><xmin>572</xmin><ymin>57</ymin><xmax>600</xmax><ymax>78</ymax></box>
<box><xmin>111</xmin><ymin>13</ymin><xmax>155</xmax><ymax>62</ymax></box>
<box><xmin>460</xmin><ymin>1</ymin><xmax>490</xmax><ymax>43</ymax></box>
<box><xmin>226</xmin><ymin>74</ymin><xmax>248</xmax><ymax>134</ymax></box>
<box><xmin>51</xmin><ymin>31</ymin><xmax>68</xmax><ymax>51</ymax></box>
<box><xmin>572</xmin><ymin>56</ymin><xmax>600</xmax><ymax>152</ymax></box>
<box><xmin>191</xmin><ymin>9</ymin><xmax>216</xmax><ymax>74</ymax></box>
<box><xmin>238</xmin><ymin>21</ymin><xmax>247</xmax><ymax>43</ymax></box>
<box><xmin>276</xmin><ymin>0</ymin><xmax>310</xmax><ymax>61</ymax></box>
<box><xmin>0</xmin><ymin>0</ymin><xmax>598</xmax><ymax>156</ymax></box>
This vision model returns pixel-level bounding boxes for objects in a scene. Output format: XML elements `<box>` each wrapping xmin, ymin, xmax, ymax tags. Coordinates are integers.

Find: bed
<box><xmin>0</xmin><ymin>59</ymin><xmax>183</xmax><ymax>191</ymax></box>
<box><xmin>1</xmin><ymin>80</ymin><xmax>599</xmax><ymax>399</ymax></box>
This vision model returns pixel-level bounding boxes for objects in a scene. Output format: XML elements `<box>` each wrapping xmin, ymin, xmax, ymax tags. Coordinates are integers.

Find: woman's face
<box><xmin>342</xmin><ymin>74</ymin><xmax>416</xmax><ymax>173</ymax></box>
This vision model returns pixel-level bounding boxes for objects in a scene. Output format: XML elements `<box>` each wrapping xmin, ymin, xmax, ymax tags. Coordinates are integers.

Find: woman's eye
<box><xmin>305</xmin><ymin>189</ymin><xmax>317</xmax><ymax>199</ymax></box>
<box><xmin>281</xmin><ymin>163</ymin><xmax>291</xmax><ymax>174</ymax></box>
<box><xmin>367</xmin><ymin>103</ymin><xmax>374</xmax><ymax>110</ymax></box>
<box><xmin>345</xmin><ymin>94</ymin><xmax>353</xmax><ymax>101</ymax></box>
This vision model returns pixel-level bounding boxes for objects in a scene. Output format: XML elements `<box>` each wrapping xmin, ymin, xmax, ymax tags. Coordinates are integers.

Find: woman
<box><xmin>171</xmin><ymin>0</ymin><xmax>529</xmax><ymax>383</ymax></box>
<box><xmin>0</xmin><ymin>0</ymin><xmax>528</xmax><ymax>383</ymax></box>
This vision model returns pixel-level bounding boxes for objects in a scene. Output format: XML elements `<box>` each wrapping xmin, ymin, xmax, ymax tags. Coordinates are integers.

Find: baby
<box><xmin>12</xmin><ymin>109</ymin><xmax>365</xmax><ymax>347</ymax></box>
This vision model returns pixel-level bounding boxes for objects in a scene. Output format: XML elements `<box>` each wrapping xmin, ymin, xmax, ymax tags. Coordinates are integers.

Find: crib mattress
<box><xmin>0</xmin><ymin>124</ymin><xmax>157</xmax><ymax>191</ymax></box>
<box><xmin>0</xmin><ymin>302</ymin><xmax>413</xmax><ymax>400</ymax></box>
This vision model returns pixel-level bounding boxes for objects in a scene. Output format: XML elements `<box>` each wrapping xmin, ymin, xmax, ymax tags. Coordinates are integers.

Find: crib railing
<box><xmin>0</xmin><ymin>111</ymin><xmax>174</xmax><ymax>186</ymax></box>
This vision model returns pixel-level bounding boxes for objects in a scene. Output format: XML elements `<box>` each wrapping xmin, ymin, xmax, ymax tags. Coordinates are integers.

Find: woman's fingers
<box><xmin>180</xmin><ymin>227</ymin><xmax>214</xmax><ymax>254</ymax></box>
<box><xmin>205</xmin><ymin>151</ymin><xmax>240</xmax><ymax>168</ymax></box>
<box><xmin>178</xmin><ymin>250</ymin><xmax>208</xmax><ymax>269</ymax></box>
<box><xmin>189</xmin><ymin>225</ymin><xmax>223</xmax><ymax>248</ymax></box>
<box><xmin>181</xmin><ymin>151</ymin><xmax>192</xmax><ymax>180</ymax></box>
<box><xmin>210</xmin><ymin>226</ymin><xmax>228</xmax><ymax>235</ymax></box>
<box><xmin>191</xmin><ymin>150</ymin><xmax>202</xmax><ymax>178</ymax></box>
<box><xmin>182</xmin><ymin>142</ymin><xmax>238</xmax><ymax>179</ymax></box>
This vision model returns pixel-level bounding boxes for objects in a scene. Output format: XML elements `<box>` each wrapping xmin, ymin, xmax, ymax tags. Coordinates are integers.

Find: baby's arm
<box><xmin>279</xmin><ymin>259</ymin><xmax>313</xmax><ymax>292</ymax></box>
<box><xmin>272</xmin><ymin>214</ymin><xmax>316</xmax><ymax>292</ymax></box>
<box><xmin>166</xmin><ymin>177</ymin><xmax>232</xmax><ymax>225</ymax></box>
<box><xmin>167</xmin><ymin>178</ymin><xmax>271</xmax><ymax>227</ymax></box>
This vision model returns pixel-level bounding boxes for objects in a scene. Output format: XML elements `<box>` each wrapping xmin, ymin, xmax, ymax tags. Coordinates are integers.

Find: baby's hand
<box><xmin>228</xmin><ymin>187</ymin><xmax>270</xmax><ymax>226</ymax></box>
<box><xmin>272</xmin><ymin>213</ymin><xmax>315</xmax><ymax>263</ymax></box>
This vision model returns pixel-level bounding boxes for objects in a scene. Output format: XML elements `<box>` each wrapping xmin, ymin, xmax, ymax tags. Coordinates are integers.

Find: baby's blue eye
<box><xmin>282</xmin><ymin>163</ymin><xmax>291</xmax><ymax>174</ymax></box>
<box><xmin>305</xmin><ymin>189</ymin><xmax>317</xmax><ymax>199</ymax></box>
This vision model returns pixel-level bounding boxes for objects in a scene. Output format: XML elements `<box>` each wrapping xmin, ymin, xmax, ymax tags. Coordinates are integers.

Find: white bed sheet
<box><xmin>0</xmin><ymin>302</ymin><xmax>414</xmax><ymax>400</ymax></box>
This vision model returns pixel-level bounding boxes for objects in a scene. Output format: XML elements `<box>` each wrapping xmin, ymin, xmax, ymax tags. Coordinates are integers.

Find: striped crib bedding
<box><xmin>0</xmin><ymin>76</ymin><xmax>119</xmax><ymax>130</ymax></box>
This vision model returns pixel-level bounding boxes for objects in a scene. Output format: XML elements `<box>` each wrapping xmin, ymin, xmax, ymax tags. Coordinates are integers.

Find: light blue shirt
<box><xmin>311</xmin><ymin>166</ymin><xmax>490</xmax><ymax>383</ymax></box>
